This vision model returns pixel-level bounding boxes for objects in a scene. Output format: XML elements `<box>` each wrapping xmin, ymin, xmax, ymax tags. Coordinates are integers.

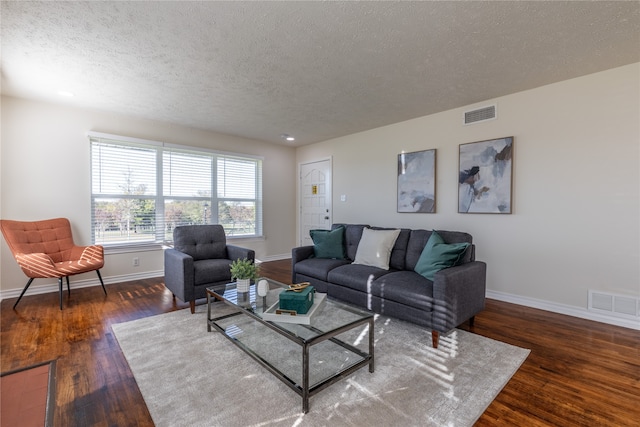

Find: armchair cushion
<box><xmin>173</xmin><ymin>225</ymin><xmax>227</xmax><ymax>260</ymax></box>
<box><xmin>193</xmin><ymin>259</ymin><xmax>234</xmax><ymax>285</ymax></box>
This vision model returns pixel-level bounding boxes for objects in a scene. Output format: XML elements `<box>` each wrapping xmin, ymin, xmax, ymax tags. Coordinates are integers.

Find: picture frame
<box><xmin>397</xmin><ymin>149</ymin><xmax>436</xmax><ymax>213</ymax></box>
<box><xmin>458</xmin><ymin>136</ymin><xmax>513</xmax><ymax>214</ymax></box>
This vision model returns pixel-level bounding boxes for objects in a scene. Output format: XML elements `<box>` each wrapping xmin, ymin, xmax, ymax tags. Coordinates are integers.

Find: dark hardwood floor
<box><xmin>1</xmin><ymin>259</ymin><xmax>638</xmax><ymax>426</ymax></box>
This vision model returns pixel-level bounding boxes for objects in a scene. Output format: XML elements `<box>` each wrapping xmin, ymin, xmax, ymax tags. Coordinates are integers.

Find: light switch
<box><xmin>340</xmin><ymin>194</ymin><xmax>347</xmax><ymax>202</ymax></box>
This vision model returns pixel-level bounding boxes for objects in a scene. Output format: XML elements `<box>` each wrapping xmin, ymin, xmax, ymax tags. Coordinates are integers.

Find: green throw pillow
<box><xmin>414</xmin><ymin>230</ymin><xmax>470</xmax><ymax>281</ymax></box>
<box><xmin>310</xmin><ymin>226</ymin><xmax>346</xmax><ymax>259</ymax></box>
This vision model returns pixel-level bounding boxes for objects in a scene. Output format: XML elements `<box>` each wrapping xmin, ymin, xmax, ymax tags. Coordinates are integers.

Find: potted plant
<box><xmin>230</xmin><ymin>258</ymin><xmax>259</xmax><ymax>292</ymax></box>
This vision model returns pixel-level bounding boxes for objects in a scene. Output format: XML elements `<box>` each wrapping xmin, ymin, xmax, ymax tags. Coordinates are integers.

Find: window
<box><xmin>90</xmin><ymin>132</ymin><xmax>262</xmax><ymax>247</ymax></box>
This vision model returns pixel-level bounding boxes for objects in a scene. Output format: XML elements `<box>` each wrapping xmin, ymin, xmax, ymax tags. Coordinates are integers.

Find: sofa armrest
<box><xmin>292</xmin><ymin>245</ymin><xmax>314</xmax><ymax>264</ymax></box>
<box><xmin>164</xmin><ymin>248</ymin><xmax>194</xmax><ymax>301</ymax></box>
<box><xmin>226</xmin><ymin>245</ymin><xmax>255</xmax><ymax>263</ymax></box>
<box><xmin>291</xmin><ymin>245</ymin><xmax>314</xmax><ymax>282</ymax></box>
<box><xmin>291</xmin><ymin>245</ymin><xmax>314</xmax><ymax>283</ymax></box>
<box><xmin>431</xmin><ymin>261</ymin><xmax>487</xmax><ymax>333</ymax></box>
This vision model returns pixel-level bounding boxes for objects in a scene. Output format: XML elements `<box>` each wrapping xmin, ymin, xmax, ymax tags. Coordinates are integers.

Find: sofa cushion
<box><xmin>414</xmin><ymin>230</ymin><xmax>470</xmax><ymax>281</ymax></box>
<box><xmin>372</xmin><ymin>270</ymin><xmax>434</xmax><ymax>311</ymax></box>
<box><xmin>353</xmin><ymin>228</ymin><xmax>401</xmax><ymax>270</ymax></box>
<box><xmin>310</xmin><ymin>226</ymin><xmax>346</xmax><ymax>259</ymax></box>
<box><xmin>333</xmin><ymin>224</ymin><xmax>369</xmax><ymax>261</ymax></box>
<box><xmin>327</xmin><ymin>263</ymin><xmax>392</xmax><ymax>293</ymax></box>
<box><xmin>294</xmin><ymin>258</ymin><xmax>351</xmax><ymax>282</ymax></box>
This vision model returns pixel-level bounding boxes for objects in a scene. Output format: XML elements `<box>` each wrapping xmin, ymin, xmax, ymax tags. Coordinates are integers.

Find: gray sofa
<box><xmin>164</xmin><ymin>224</ymin><xmax>255</xmax><ymax>313</ymax></box>
<box><xmin>292</xmin><ymin>224</ymin><xmax>486</xmax><ymax>348</ymax></box>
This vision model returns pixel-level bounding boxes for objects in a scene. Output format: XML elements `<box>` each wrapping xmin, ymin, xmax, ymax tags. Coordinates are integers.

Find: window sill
<box><xmin>227</xmin><ymin>235</ymin><xmax>265</xmax><ymax>244</ymax></box>
<box><xmin>102</xmin><ymin>244</ymin><xmax>164</xmax><ymax>255</ymax></box>
<box><xmin>100</xmin><ymin>235</ymin><xmax>264</xmax><ymax>254</ymax></box>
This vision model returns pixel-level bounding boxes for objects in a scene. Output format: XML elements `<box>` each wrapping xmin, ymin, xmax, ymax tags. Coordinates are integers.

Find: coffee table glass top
<box><xmin>208</xmin><ymin>277</ymin><xmax>373</xmax><ymax>342</ymax></box>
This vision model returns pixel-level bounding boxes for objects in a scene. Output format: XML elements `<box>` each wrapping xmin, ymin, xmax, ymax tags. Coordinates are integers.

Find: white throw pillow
<box><xmin>353</xmin><ymin>228</ymin><xmax>401</xmax><ymax>270</ymax></box>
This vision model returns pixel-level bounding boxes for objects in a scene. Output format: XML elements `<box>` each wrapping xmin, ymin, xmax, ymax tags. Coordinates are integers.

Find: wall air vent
<box><xmin>464</xmin><ymin>104</ymin><xmax>497</xmax><ymax>125</ymax></box>
<box><xmin>589</xmin><ymin>290</ymin><xmax>639</xmax><ymax>318</ymax></box>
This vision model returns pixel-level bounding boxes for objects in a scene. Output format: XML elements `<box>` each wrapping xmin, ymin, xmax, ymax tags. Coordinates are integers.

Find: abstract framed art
<box><xmin>459</xmin><ymin>136</ymin><xmax>513</xmax><ymax>214</ymax></box>
<box><xmin>397</xmin><ymin>149</ymin><xmax>436</xmax><ymax>213</ymax></box>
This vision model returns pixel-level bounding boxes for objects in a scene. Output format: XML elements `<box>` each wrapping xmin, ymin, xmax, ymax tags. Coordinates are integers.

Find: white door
<box><xmin>299</xmin><ymin>159</ymin><xmax>332</xmax><ymax>246</ymax></box>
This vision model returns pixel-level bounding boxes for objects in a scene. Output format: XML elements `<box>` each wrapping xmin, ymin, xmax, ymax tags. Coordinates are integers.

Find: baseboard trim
<box><xmin>486</xmin><ymin>290</ymin><xmax>640</xmax><ymax>331</ymax></box>
<box><xmin>0</xmin><ymin>270</ymin><xmax>164</xmax><ymax>301</ymax></box>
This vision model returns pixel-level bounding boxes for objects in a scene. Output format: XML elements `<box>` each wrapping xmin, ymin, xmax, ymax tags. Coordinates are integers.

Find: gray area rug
<box><xmin>112</xmin><ymin>305</ymin><xmax>529</xmax><ymax>427</ymax></box>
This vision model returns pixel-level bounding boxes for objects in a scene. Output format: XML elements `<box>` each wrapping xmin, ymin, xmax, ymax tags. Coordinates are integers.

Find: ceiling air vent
<box><xmin>464</xmin><ymin>104</ymin><xmax>497</xmax><ymax>125</ymax></box>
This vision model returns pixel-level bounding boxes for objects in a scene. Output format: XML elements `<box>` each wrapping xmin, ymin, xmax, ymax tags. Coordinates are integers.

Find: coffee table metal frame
<box><xmin>206</xmin><ymin>278</ymin><xmax>374</xmax><ymax>413</ymax></box>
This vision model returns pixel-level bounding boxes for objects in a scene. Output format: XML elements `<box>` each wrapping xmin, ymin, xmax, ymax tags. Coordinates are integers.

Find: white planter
<box><xmin>236</xmin><ymin>278</ymin><xmax>251</xmax><ymax>293</ymax></box>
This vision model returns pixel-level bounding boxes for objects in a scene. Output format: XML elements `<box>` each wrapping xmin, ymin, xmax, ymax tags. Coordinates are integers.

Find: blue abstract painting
<box><xmin>459</xmin><ymin>137</ymin><xmax>513</xmax><ymax>213</ymax></box>
<box><xmin>398</xmin><ymin>149</ymin><xmax>436</xmax><ymax>213</ymax></box>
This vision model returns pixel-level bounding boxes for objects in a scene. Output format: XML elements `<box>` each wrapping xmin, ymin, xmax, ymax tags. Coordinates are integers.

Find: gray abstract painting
<box><xmin>459</xmin><ymin>137</ymin><xmax>513</xmax><ymax>213</ymax></box>
<box><xmin>397</xmin><ymin>149</ymin><xmax>436</xmax><ymax>213</ymax></box>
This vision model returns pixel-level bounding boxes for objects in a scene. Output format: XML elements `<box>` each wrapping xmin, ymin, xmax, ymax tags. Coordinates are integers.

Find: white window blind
<box><xmin>163</xmin><ymin>150</ymin><xmax>212</xmax><ymax>198</ymax></box>
<box><xmin>217</xmin><ymin>156</ymin><xmax>262</xmax><ymax>236</ymax></box>
<box><xmin>90</xmin><ymin>133</ymin><xmax>262</xmax><ymax>247</ymax></box>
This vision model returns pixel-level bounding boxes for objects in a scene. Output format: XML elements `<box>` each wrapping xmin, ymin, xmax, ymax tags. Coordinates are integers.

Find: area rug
<box><xmin>112</xmin><ymin>306</ymin><xmax>529</xmax><ymax>427</ymax></box>
<box><xmin>1</xmin><ymin>360</ymin><xmax>56</xmax><ymax>427</ymax></box>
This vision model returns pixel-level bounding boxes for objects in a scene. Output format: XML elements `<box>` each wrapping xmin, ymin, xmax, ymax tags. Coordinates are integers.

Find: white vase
<box><xmin>236</xmin><ymin>278</ymin><xmax>251</xmax><ymax>293</ymax></box>
<box><xmin>257</xmin><ymin>279</ymin><xmax>269</xmax><ymax>297</ymax></box>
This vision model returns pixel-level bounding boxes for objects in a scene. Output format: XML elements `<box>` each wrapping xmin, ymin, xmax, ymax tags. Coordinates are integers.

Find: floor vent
<box><xmin>464</xmin><ymin>104</ymin><xmax>496</xmax><ymax>125</ymax></box>
<box><xmin>589</xmin><ymin>290</ymin><xmax>639</xmax><ymax>318</ymax></box>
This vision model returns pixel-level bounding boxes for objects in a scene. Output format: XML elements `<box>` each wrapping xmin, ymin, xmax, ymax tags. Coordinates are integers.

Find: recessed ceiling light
<box><xmin>58</xmin><ymin>90</ymin><xmax>74</xmax><ymax>97</ymax></box>
<box><xmin>281</xmin><ymin>134</ymin><xmax>295</xmax><ymax>142</ymax></box>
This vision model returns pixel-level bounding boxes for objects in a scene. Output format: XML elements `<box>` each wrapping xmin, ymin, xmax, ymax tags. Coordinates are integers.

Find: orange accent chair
<box><xmin>0</xmin><ymin>218</ymin><xmax>106</xmax><ymax>310</ymax></box>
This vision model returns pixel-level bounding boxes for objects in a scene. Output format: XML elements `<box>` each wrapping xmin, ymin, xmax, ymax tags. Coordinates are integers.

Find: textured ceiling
<box><xmin>1</xmin><ymin>1</ymin><xmax>639</xmax><ymax>146</ymax></box>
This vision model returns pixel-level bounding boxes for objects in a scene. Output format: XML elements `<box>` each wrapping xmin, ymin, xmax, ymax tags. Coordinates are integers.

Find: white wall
<box><xmin>296</xmin><ymin>64</ymin><xmax>640</xmax><ymax>327</ymax></box>
<box><xmin>0</xmin><ymin>96</ymin><xmax>297</xmax><ymax>295</ymax></box>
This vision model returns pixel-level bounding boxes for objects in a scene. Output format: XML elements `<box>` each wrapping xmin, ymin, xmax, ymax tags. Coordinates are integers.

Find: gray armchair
<box><xmin>164</xmin><ymin>224</ymin><xmax>255</xmax><ymax>313</ymax></box>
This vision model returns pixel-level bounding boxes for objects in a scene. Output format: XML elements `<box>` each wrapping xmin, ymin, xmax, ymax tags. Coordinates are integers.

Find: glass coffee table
<box><xmin>206</xmin><ymin>277</ymin><xmax>374</xmax><ymax>413</ymax></box>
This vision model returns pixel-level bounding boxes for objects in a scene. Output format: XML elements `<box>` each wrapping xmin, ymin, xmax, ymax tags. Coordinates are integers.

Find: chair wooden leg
<box><xmin>432</xmin><ymin>330</ymin><xmax>439</xmax><ymax>348</ymax></box>
<box><xmin>190</xmin><ymin>300</ymin><xmax>196</xmax><ymax>314</ymax></box>
<box><xmin>59</xmin><ymin>277</ymin><xmax>64</xmax><ymax>310</ymax></box>
<box><xmin>66</xmin><ymin>277</ymin><xmax>71</xmax><ymax>295</ymax></box>
<box><xmin>96</xmin><ymin>270</ymin><xmax>107</xmax><ymax>295</ymax></box>
<box><xmin>12</xmin><ymin>278</ymin><xmax>35</xmax><ymax>309</ymax></box>
<box><xmin>469</xmin><ymin>316</ymin><xmax>475</xmax><ymax>327</ymax></box>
